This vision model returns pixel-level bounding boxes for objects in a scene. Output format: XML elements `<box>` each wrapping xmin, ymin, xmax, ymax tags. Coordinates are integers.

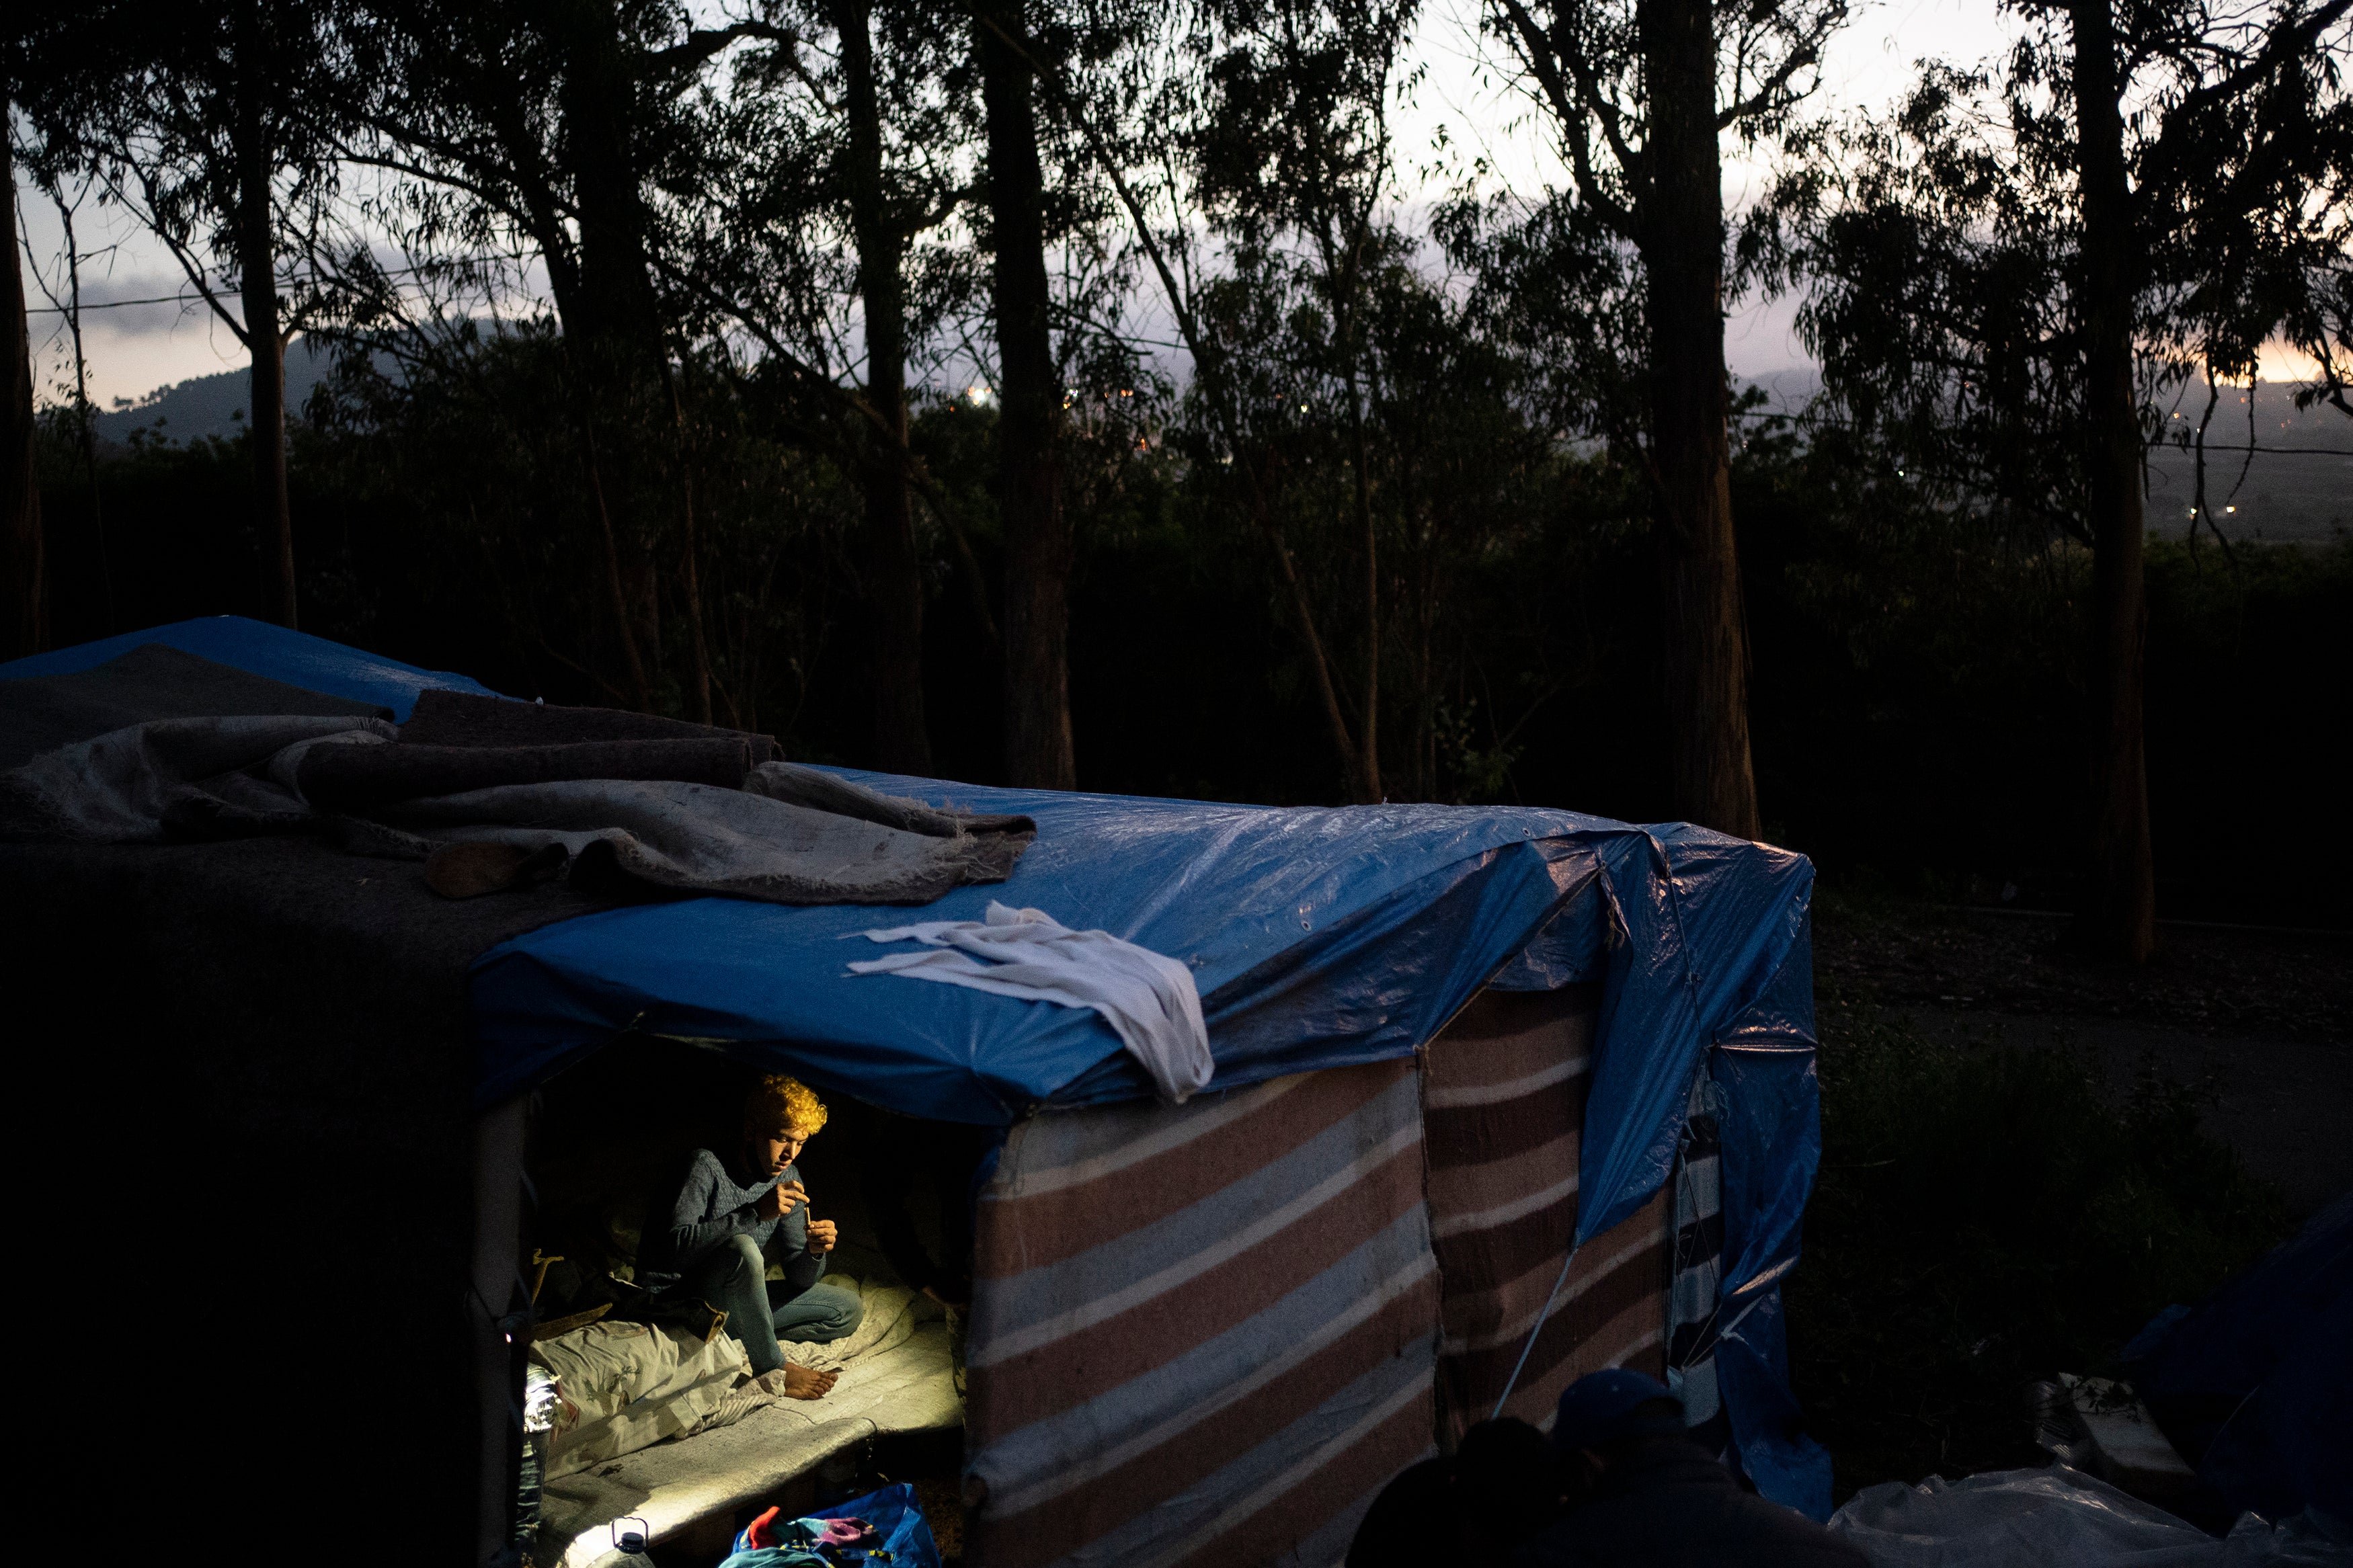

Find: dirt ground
<box><xmin>1792</xmin><ymin>899</ymin><xmax>2348</xmax><ymax>1497</ymax></box>
<box><xmin>1815</xmin><ymin>901</ymin><xmax>2352</xmax><ymax>1218</ymax></box>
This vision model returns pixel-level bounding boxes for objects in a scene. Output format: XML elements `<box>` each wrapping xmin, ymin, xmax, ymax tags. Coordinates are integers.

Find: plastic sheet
<box><xmin>1828</xmin><ymin>1469</ymin><xmax>2350</xmax><ymax>1567</ymax></box>
<box><xmin>0</xmin><ymin>615</ymin><xmax>498</xmax><ymax>721</ymax></box>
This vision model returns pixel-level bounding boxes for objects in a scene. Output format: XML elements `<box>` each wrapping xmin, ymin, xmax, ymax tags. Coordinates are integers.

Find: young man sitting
<box><xmin>638</xmin><ymin>1073</ymin><xmax>865</xmax><ymax>1399</ymax></box>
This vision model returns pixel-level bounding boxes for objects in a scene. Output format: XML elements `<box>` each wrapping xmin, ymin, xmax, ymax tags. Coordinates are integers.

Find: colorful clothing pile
<box><xmin>719</xmin><ymin>1481</ymin><xmax>943</xmax><ymax>1568</ymax></box>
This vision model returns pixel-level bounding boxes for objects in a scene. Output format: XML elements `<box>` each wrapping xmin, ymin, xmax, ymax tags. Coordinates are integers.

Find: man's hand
<box><xmin>755</xmin><ymin>1180</ymin><xmax>808</xmax><ymax>1221</ymax></box>
<box><xmin>806</xmin><ymin>1218</ymin><xmax>838</xmax><ymax>1255</ymax></box>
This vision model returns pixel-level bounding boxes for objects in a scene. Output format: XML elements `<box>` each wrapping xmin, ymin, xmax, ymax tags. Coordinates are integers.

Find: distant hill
<box><xmin>91</xmin><ymin>339</ymin><xmax>337</xmax><ymax>447</ymax></box>
<box><xmin>1737</xmin><ymin>372</ymin><xmax>2350</xmax><ymax>543</ymax></box>
<box><xmin>83</xmin><ymin>350</ymin><xmax>2350</xmax><ymax>541</ymax></box>
<box><xmin>2144</xmin><ymin>382</ymin><xmax>2350</xmax><ymax>544</ymax></box>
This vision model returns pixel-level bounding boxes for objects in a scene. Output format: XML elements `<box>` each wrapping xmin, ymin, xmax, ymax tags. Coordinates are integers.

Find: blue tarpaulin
<box><xmin>0</xmin><ymin>614</ymin><xmax>498</xmax><ymax>721</ymax></box>
<box><xmin>1</xmin><ymin>616</ymin><xmax>1831</xmax><ymax>1512</ymax></box>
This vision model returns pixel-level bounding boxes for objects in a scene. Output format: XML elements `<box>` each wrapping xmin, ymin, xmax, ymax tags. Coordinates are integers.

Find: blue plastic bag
<box><xmin>718</xmin><ymin>1482</ymin><xmax>943</xmax><ymax>1568</ymax></box>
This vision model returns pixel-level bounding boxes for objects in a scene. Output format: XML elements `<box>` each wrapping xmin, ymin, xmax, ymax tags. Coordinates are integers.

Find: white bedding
<box><xmin>534</xmin><ymin>1319</ymin><xmax>753</xmax><ymax>1481</ymax></box>
<box><xmin>534</xmin><ymin>1276</ymin><xmax>962</xmax><ymax>1568</ymax></box>
<box><xmin>530</xmin><ymin>1274</ymin><xmax>933</xmax><ymax>1485</ymax></box>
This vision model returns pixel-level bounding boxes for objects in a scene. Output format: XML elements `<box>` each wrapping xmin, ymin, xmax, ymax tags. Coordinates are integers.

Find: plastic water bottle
<box><xmin>609</xmin><ymin>1518</ymin><xmax>656</xmax><ymax>1567</ymax></box>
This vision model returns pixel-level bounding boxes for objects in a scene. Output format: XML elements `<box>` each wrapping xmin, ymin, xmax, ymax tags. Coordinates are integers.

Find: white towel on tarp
<box><xmin>846</xmin><ymin>901</ymin><xmax>1213</xmax><ymax>1103</ymax></box>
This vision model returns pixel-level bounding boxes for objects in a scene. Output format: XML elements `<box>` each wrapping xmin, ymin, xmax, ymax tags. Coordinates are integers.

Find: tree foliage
<box><xmin>7</xmin><ymin>0</ymin><xmax>2347</xmax><ymax>922</ymax></box>
<box><xmin>1782</xmin><ymin>0</ymin><xmax>2352</xmax><ymax>542</ymax></box>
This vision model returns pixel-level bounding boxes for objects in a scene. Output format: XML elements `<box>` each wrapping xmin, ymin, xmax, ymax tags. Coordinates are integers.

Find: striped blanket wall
<box><xmin>1424</xmin><ymin>985</ymin><xmax>1675</xmax><ymax>1443</ymax></box>
<box><xmin>964</xmin><ymin>1059</ymin><xmax>1441</xmax><ymax>1568</ymax></box>
<box><xmin>1665</xmin><ymin>1068</ymin><xmax>1732</xmax><ymax>1457</ymax></box>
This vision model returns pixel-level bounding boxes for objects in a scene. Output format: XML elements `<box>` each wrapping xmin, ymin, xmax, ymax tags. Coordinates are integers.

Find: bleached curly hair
<box><xmin>744</xmin><ymin>1073</ymin><xmax>829</xmax><ymax>1139</ymax></box>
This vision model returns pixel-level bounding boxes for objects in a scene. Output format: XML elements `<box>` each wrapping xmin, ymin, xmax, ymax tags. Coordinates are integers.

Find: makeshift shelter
<box><xmin>1</xmin><ymin>617</ymin><xmax>1829</xmax><ymax>1568</ymax></box>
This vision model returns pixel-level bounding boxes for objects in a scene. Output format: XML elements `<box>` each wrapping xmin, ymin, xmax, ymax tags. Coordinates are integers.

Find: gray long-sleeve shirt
<box><xmin>637</xmin><ymin>1147</ymin><xmax>828</xmax><ymax>1295</ymax></box>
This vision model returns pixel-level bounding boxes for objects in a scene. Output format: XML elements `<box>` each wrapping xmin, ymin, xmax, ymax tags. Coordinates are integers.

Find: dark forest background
<box><xmin>27</xmin><ymin>398</ymin><xmax>2350</xmax><ymax>926</ymax></box>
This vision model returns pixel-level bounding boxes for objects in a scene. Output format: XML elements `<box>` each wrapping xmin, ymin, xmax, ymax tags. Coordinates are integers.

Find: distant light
<box><xmin>2225</xmin><ymin>505</ymin><xmax>2235</xmax><ymax>513</ymax></box>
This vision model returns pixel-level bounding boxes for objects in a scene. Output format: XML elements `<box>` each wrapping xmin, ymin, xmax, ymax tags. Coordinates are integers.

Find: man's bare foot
<box><xmin>777</xmin><ymin>1362</ymin><xmax>836</xmax><ymax>1400</ymax></box>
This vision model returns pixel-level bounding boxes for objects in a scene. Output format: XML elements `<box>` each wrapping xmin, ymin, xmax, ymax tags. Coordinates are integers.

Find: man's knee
<box><xmin>716</xmin><ymin>1232</ymin><xmax>764</xmax><ymax>1282</ymax></box>
<box><xmin>778</xmin><ymin>1284</ymin><xmax>864</xmax><ymax>1343</ymax></box>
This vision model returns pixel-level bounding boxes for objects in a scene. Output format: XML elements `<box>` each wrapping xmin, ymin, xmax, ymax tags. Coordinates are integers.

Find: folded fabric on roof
<box><xmin>848</xmin><ymin>901</ymin><xmax>1214</xmax><ymax>1104</ymax></box>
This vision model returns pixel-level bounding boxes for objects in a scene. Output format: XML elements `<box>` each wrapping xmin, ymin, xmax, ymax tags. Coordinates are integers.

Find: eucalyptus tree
<box><xmin>1187</xmin><ymin>0</ymin><xmax>1421</xmax><ymax>803</ymax></box>
<box><xmin>336</xmin><ymin>0</ymin><xmax>695</xmax><ymax>708</ymax></box>
<box><xmin>1480</xmin><ymin>0</ymin><xmax>1849</xmax><ymax>837</ymax></box>
<box><xmin>1047</xmin><ymin>0</ymin><xmax>1420</xmax><ymax>801</ymax></box>
<box><xmin>679</xmin><ymin>0</ymin><xmax>980</xmax><ymax>769</ymax></box>
<box><xmin>2301</xmin><ymin>251</ymin><xmax>2353</xmax><ymax>415</ymax></box>
<box><xmin>1786</xmin><ymin>0</ymin><xmax>2352</xmax><ymax>960</ymax></box>
<box><xmin>339</xmin><ymin>0</ymin><xmax>909</xmax><ymax>717</ymax></box>
<box><xmin>342</xmin><ymin>0</ymin><xmax>988</xmax><ymax>745</ymax></box>
<box><xmin>15</xmin><ymin>1</ymin><xmax>349</xmax><ymax>630</ymax></box>
<box><xmin>967</xmin><ymin>0</ymin><xmax>1080</xmax><ymax>787</ymax></box>
<box><xmin>2306</xmin><ymin>250</ymin><xmax>2353</xmax><ymax>413</ymax></box>
<box><xmin>3</xmin><ymin>96</ymin><xmax>44</xmax><ymax>658</ymax></box>
<box><xmin>879</xmin><ymin>0</ymin><xmax>1166</xmax><ymax>789</ymax></box>
<box><xmin>829</xmin><ymin>0</ymin><xmax>966</xmax><ymax>772</ymax></box>
<box><xmin>341</xmin><ymin>0</ymin><xmax>705</xmax><ymax>358</ymax></box>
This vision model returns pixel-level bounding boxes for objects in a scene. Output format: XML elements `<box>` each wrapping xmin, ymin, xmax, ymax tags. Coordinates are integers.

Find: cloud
<box><xmin>30</xmin><ymin>273</ymin><xmax>226</xmax><ymax>339</ymax></box>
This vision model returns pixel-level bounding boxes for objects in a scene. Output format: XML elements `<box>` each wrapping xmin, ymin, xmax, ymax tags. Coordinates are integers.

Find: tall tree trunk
<box><xmin>1249</xmin><ymin>485</ymin><xmax>1361</xmax><ymax>792</ymax></box>
<box><xmin>2</xmin><ymin>117</ymin><xmax>45</xmax><ymax>660</ymax></box>
<box><xmin>2070</xmin><ymin>0</ymin><xmax>2157</xmax><ymax>962</ymax></box>
<box><xmin>235</xmin><ymin>17</ymin><xmax>297</xmax><ymax>630</ymax></box>
<box><xmin>1638</xmin><ymin>0</ymin><xmax>1759</xmax><ymax>839</ymax></box>
<box><xmin>838</xmin><ymin>0</ymin><xmax>932</xmax><ymax>774</ymax></box>
<box><xmin>668</xmin><ymin>372</ymin><xmax>715</xmax><ymax>725</ymax></box>
<box><xmin>59</xmin><ymin>203</ymin><xmax>114</xmax><ymax>630</ymax></box>
<box><xmin>582</xmin><ymin>428</ymin><xmax>653</xmax><ymax>710</ymax></box>
<box><xmin>976</xmin><ymin>0</ymin><xmax>1075</xmax><ymax>789</ymax></box>
<box><xmin>559</xmin><ymin>0</ymin><xmax>666</xmax><ymax>706</ymax></box>
<box><xmin>1345</xmin><ymin>366</ymin><xmax>1382</xmax><ymax>802</ymax></box>
<box><xmin>560</xmin><ymin>0</ymin><xmax>662</xmax><ymax>358</ymax></box>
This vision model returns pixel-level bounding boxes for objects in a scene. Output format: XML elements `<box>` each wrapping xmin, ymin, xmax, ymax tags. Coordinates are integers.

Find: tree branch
<box><xmin>110</xmin><ymin>167</ymin><xmax>251</xmax><ymax>349</ymax></box>
<box><xmin>2134</xmin><ymin>0</ymin><xmax>2353</xmax><ymax>214</ymax></box>
<box><xmin>647</xmin><ymin>21</ymin><xmax>800</xmax><ymax>75</ymax></box>
<box><xmin>960</xmin><ymin>4</ymin><xmax>1367</xmax><ymax>778</ymax></box>
<box><xmin>1489</xmin><ymin>0</ymin><xmax>1639</xmax><ymax>235</ymax></box>
<box><xmin>1716</xmin><ymin>34</ymin><xmax>1831</xmax><ymax>129</ymax></box>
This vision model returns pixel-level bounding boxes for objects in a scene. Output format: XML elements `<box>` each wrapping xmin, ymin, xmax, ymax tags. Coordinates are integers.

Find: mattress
<box><xmin>535</xmin><ymin>1276</ymin><xmax>963</xmax><ymax>1567</ymax></box>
